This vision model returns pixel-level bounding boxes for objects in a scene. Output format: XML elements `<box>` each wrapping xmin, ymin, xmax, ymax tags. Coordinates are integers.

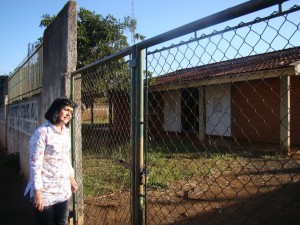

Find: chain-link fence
<box><xmin>71</xmin><ymin>1</ymin><xmax>300</xmax><ymax>224</ymax></box>
<box><xmin>145</xmin><ymin>3</ymin><xmax>300</xmax><ymax>225</ymax></box>
<box><xmin>72</xmin><ymin>55</ymin><xmax>133</xmax><ymax>224</ymax></box>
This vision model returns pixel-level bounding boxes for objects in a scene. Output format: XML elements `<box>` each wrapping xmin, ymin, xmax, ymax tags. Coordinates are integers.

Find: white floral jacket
<box><xmin>24</xmin><ymin>121</ymin><xmax>74</xmax><ymax>206</ymax></box>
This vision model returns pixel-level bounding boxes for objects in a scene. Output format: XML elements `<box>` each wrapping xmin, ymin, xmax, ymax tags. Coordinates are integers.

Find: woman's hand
<box><xmin>70</xmin><ymin>176</ymin><xmax>78</xmax><ymax>193</ymax></box>
<box><xmin>33</xmin><ymin>190</ymin><xmax>44</xmax><ymax>211</ymax></box>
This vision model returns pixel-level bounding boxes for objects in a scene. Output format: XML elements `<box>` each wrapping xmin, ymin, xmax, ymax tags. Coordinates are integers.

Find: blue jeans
<box><xmin>34</xmin><ymin>200</ymin><xmax>69</xmax><ymax>225</ymax></box>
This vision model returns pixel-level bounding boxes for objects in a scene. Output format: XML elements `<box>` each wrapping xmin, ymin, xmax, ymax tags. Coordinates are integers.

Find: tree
<box><xmin>40</xmin><ymin>8</ymin><xmax>145</xmax><ymax>124</ymax></box>
<box><xmin>0</xmin><ymin>75</ymin><xmax>8</xmax><ymax>106</ymax></box>
<box><xmin>40</xmin><ymin>8</ymin><xmax>145</xmax><ymax>68</ymax></box>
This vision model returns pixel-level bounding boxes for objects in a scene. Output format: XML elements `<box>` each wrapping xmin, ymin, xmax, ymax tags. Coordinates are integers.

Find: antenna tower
<box><xmin>131</xmin><ymin>0</ymin><xmax>135</xmax><ymax>44</ymax></box>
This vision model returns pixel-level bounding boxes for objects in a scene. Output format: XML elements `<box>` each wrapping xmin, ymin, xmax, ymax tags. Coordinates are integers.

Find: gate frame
<box><xmin>70</xmin><ymin>1</ymin><xmax>292</xmax><ymax>224</ymax></box>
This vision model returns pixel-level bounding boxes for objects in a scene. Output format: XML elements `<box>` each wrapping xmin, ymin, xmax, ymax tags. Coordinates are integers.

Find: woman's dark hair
<box><xmin>44</xmin><ymin>97</ymin><xmax>77</xmax><ymax>127</ymax></box>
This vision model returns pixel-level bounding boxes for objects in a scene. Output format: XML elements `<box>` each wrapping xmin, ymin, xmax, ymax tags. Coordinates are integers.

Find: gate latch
<box><xmin>140</xmin><ymin>169</ymin><xmax>147</xmax><ymax>185</ymax></box>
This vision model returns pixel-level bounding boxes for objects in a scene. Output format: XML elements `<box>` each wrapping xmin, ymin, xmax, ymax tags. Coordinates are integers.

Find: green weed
<box><xmin>81</xmin><ymin>140</ymin><xmax>284</xmax><ymax>196</ymax></box>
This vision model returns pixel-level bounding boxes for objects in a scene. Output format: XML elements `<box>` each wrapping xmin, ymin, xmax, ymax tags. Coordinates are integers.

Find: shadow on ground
<box><xmin>0</xmin><ymin>151</ymin><xmax>34</xmax><ymax>225</ymax></box>
<box><xmin>169</xmin><ymin>175</ymin><xmax>300</xmax><ymax>225</ymax></box>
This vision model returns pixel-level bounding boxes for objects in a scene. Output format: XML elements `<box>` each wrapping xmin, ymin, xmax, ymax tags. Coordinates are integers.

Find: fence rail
<box><xmin>8</xmin><ymin>43</ymin><xmax>43</xmax><ymax>104</ymax></box>
<box><xmin>71</xmin><ymin>1</ymin><xmax>300</xmax><ymax>224</ymax></box>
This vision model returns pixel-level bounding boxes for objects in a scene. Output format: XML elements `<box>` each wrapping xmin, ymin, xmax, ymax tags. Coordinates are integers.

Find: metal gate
<box><xmin>71</xmin><ymin>1</ymin><xmax>300</xmax><ymax>224</ymax></box>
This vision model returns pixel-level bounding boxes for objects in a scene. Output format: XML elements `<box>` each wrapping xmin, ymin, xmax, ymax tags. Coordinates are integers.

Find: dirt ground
<box><xmin>0</xmin><ymin>151</ymin><xmax>35</xmax><ymax>225</ymax></box>
<box><xmin>84</xmin><ymin>156</ymin><xmax>300</xmax><ymax>225</ymax></box>
<box><xmin>1</xmin><ymin>150</ymin><xmax>299</xmax><ymax>225</ymax></box>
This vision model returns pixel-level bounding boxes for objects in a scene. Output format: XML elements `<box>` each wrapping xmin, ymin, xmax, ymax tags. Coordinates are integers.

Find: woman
<box><xmin>24</xmin><ymin>97</ymin><xmax>78</xmax><ymax>225</ymax></box>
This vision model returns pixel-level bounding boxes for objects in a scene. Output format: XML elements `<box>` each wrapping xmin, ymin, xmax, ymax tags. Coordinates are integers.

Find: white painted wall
<box><xmin>206</xmin><ymin>83</ymin><xmax>231</xmax><ymax>136</ymax></box>
<box><xmin>164</xmin><ymin>90</ymin><xmax>181</xmax><ymax>132</ymax></box>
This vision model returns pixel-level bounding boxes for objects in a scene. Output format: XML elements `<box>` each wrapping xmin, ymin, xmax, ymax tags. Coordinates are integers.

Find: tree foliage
<box><xmin>39</xmin><ymin>14</ymin><xmax>56</xmax><ymax>28</ymax></box>
<box><xmin>39</xmin><ymin>8</ymin><xmax>146</xmax><ymax>121</ymax></box>
<box><xmin>40</xmin><ymin>8</ymin><xmax>145</xmax><ymax>69</ymax></box>
<box><xmin>0</xmin><ymin>75</ymin><xmax>8</xmax><ymax>106</ymax></box>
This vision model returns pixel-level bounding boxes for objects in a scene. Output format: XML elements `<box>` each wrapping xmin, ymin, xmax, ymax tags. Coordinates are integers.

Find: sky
<box><xmin>0</xmin><ymin>0</ymin><xmax>298</xmax><ymax>75</ymax></box>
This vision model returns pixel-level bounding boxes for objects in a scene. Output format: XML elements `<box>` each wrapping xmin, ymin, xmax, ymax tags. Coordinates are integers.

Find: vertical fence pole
<box><xmin>130</xmin><ymin>45</ymin><xmax>145</xmax><ymax>225</ymax></box>
<box><xmin>280</xmin><ymin>75</ymin><xmax>291</xmax><ymax>153</ymax></box>
<box><xmin>137</xmin><ymin>48</ymin><xmax>145</xmax><ymax>225</ymax></box>
<box><xmin>70</xmin><ymin>74</ymin><xmax>78</xmax><ymax>225</ymax></box>
<box><xmin>70</xmin><ymin>74</ymin><xmax>83</xmax><ymax>225</ymax></box>
<box><xmin>130</xmin><ymin>46</ymin><xmax>137</xmax><ymax>225</ymax></box>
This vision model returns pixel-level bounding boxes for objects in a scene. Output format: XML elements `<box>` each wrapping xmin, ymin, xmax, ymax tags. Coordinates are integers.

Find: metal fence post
<box><xmin>70</xmin><ymin>73</ymin><xmax>84</xmax><ymax>225</ymax></box>
<box><xmin>70</xmin><ymin>74</ymin><xmax>78</xmax><ymax>225</ymax></box>
<box><xmin>131</xmin><ymin>45</ymin><xmax>145</xmax><ymax>225</ymax></box>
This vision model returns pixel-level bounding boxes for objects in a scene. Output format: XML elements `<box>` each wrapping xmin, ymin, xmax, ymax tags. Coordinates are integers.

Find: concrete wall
<box><xmin>6</xmin><ymin>96</ymin><xmax>41</xmax><ymax>175</ymax></box>
<box><xmin>1</xmin><ymin>2</ymin><xmax>82</xmax><ymax>223</ymax></box>
<box><xmin>41</xmin><ymin>0</ymin><xmax>77</xmax><ymax>119</ymax></box>
<box><xmin>3</xmin><ymin>0</ymin><xmax>77</xmax><ymax>180</ymax></box>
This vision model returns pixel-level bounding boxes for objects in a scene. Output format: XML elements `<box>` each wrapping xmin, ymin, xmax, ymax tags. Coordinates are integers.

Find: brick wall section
<box><xmin>232</xmin><ymin>77</ymin><xmax>282</xmax><ymax>144</ymax></box>
<box><xmin>232</xmin><ymin>76</ymin><xmax>300</xmax><ymax>146</ymax></box>
<box><xmin>112</xmin><ymin>91</ymin><xmax>130</xmax><ymax>134</ymax></box>
<box><xmin>149</xmin><ymin>75</ymin><xmax>300</xmax><ymax>148</ymax></box>
<box><xmin>148</xmin><ymin>92</ymin><xmax>164</xmax><ymax>139</ymax></box>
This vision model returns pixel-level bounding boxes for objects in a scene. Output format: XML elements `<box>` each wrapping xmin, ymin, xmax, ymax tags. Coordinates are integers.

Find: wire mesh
<box><xmin>73</xmin><ymin>59</ymin><xmax>132</xmax><ymax>225</ymax></box>
<box><xmin>70</xmin><ymin>2</ymin><xmax>300</xmax><ymax>225</ymax></box>
<box><xmin>145</xmin><ymin>6</ymin><xmax>300</xmax><ymax>225</ymax></box>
